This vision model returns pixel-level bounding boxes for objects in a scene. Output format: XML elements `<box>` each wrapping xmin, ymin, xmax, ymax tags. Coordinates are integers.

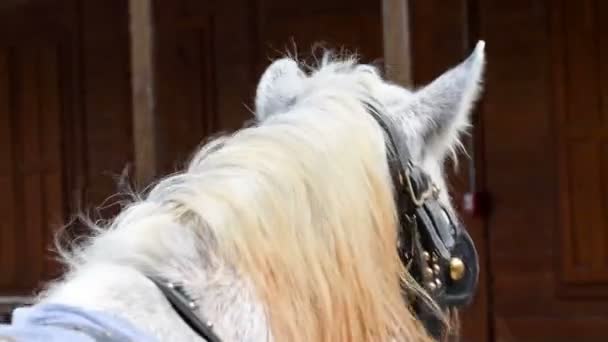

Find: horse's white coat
<box><xmin>38</xmin><ymin>42</ymin><xmax>485</xmax><ymax>341</ymax></box>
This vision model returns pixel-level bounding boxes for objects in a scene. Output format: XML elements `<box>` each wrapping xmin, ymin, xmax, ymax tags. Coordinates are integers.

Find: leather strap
<box><xmin>149</xmin><ymin>277</ymin><xmax>222</xmax><ymax>342</ymax></box>
<box><xmin>363</xmin><ymin>100</ymin><xmax>479</xmax><ymax>338</ymax></box>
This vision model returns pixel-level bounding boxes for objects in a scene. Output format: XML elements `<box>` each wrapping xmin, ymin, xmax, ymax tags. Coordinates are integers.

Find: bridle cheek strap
<box><xmin>364</xmin><ymin>100</ymin><xmax>479</xmax><ymax>338</ymax></box>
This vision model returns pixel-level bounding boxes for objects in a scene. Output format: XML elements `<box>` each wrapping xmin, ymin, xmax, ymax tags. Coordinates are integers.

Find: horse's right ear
<box><xmin>409</xmin><ymin>41</ymin><xmax>485</xmax><ymax>160</ymax></box>
<box><xmin>255</xmin><ymin>58</ymin><xmax>307</xmax><ymax>121</ymax></box>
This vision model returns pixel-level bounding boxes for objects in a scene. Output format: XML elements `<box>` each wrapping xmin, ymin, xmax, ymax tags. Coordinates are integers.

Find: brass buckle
<box><xmin>404</xmin><ymin>166</ymin><xmax>436</xmax><ymax>207</ymax></box>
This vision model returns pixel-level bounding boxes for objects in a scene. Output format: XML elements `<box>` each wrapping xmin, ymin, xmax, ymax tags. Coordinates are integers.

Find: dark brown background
<box><xmin>1</xmin><ymin>1</ymin><xmax>606</xmax><ymax>341</ymax></box>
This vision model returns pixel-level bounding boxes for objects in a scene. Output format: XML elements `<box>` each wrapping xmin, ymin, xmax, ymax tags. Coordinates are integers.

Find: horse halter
<box><xmin>364</xmin><ymin>101</ymin><xmax>479</xmax><ymax>338</ymax></box>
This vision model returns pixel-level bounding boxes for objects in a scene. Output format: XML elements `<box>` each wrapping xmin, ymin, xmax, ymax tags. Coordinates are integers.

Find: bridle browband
<box><xmin>147</xmin><ymin>101</ymin><xmax>479</xmax><ymax>341</ymax></box>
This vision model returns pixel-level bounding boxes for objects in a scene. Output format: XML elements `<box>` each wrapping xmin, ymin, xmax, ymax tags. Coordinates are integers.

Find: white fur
<box><xmin>37</xmin><ymin>42</ymin><xmax>485</xmax><ymax>341</ymax></box>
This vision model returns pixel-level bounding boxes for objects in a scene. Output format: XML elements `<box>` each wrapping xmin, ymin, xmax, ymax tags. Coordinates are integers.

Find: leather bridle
<box><xmin>148</xmin><ymin>100</ymin><xmax>479</xmax><ymax>341</ymax></box>
<box><xmin>364</xmin><ymin>101</ymin><xmax>479</xmax><ymax>339</ymax></box>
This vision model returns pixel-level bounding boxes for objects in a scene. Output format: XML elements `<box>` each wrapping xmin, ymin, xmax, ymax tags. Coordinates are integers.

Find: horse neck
<box><xmin>40</xmin><ymin>219</ymin><xmax>271</xmax><ymax>341</ymax></box>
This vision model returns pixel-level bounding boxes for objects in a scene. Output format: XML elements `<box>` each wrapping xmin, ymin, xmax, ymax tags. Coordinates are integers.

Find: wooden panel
<box><xmin>562</xmin><ymin>0</ymin><xmax>601</xmax><ymax>127</ymax></box>
<box><xmin>0</xmin><ymin>1</ymin><xmax>78</xmax><ymax>294</ymax></box>
<box><xmin>0</xmin><ymin>48</ymin><xmax>16</xmax><ymax>288</ymax></box>
<box><xmin>495</xmin><ymin>317</ymin><xmax>608</xmax><ymax>342</ymax></box>
<box><xmin>257</xmin><ymin>0</ymin><xmax>382</xmax><ymax>70</ymax></box>
<box><xmin>80</xmin><ymin>0</ymin><xmax>132</xmax><ymax>210</ymax></box>
<box><xmin>38</xmin><ymin>45</ymin><xmax>65</xmax><ymax>279</ymax></box>
<box><xmin>556</xmin><ymin>0</ymin><xmax>608</xmax><ymax>286</ymax></box>
<box><xmin>0</xmin><ymin>43</ymin><xmax>66</xmax><ymax>292</ymax></box>
<box><xmin>153</xmin><ymin>0</ymin><xmax>382</xmax><ymax>175</ymax></box>
<box><xmin>473</xmin><ymin>0</ymin><xmax>608</xmax><ymax>340</ymax></box>
<box><xmin>563</xmin><ymin>141</ymin><xmax>604</xmax><ymax>276</ymax></box>
<box><xmin>18</xmin><ymin>46</ymin><xmax>45</xmax><ymax>287</ymax></box>
<box><xmin>155</xmin><ymin>0</ymin><xmax>220</xmax><ymax>173</ymax></box>
<box><xmin>480</xmin><ymin>0</ymin><xmax>557</xmax><ymax>314</ymax></box>
<box><xmin>600</xmin><ymin>0</ymin><xmax>608</xmax><ymax>126</ymax></box>
<box><xmin>0</xmin><ymin>0</ymin><xmax>132</xmax><ymax>295</ymax></box>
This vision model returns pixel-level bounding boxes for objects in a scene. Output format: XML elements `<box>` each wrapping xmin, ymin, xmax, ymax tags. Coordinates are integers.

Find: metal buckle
<box><xmin>404</xmin><ymin>166</ymin><xmax>436</xmax><ymax>207</ymax></box>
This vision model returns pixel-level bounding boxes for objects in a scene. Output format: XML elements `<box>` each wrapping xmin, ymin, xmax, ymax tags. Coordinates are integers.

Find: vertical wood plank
<box><xmin>0</xmin><ymin>48</ymin><xmax>16</xmax><ymax>287</ymax></box>
<box><xmin>382</xmin><ymin>0</ymin><xmax>412</xmax><ymax>87</ymax></box>
<box><xmin>129</xmin><ymin>0</ymin><xmax>158</xmax><ymax>185</ymax></box>
<box><xmin>17</xmin><ymin>46</ymin><xmax>44</xmax><ymax>287</ymax></box>
<box><xmin>39</xmin><ymin>44</ymin><xmax>64</xmax><ymax>279</ymax></box>
<box><xmin>81</xmin><ymin>0</ymin><xmax>132</xmax><ymax>211</ymax></box>
<box><xmin>563</xmin><ymin>0</ymin><xmax>601</xmax><ymax>127</ymax></box>
<box><xmin>602</xmin><ymin>143</ymin><xmax>608</xmax><ymax>268</ymax></box>
<box><xmin>599</xmin><ymin>0</ymin><xmax>608</xmax><ymax>126</ymax></box>
<box><xmin>566</xmin><ymin>141</ymin><xmax>604</xmax><ymax>274</ymax></box>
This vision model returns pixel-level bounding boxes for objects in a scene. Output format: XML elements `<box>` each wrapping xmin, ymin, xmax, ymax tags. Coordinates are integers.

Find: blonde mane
<box><xmin>54</xmin><ymin>89</ymin><xmax>433</xmax><ymax>341</ymax></box>
<box><xmin>48</xmin><ymin>44</ymin><xmax>485</xmax><ymax>342</ymax></box>
<box><xmin>191</xmin><ymin>95</ymin><xmax>433</xmax><ymax>341</ymax></box>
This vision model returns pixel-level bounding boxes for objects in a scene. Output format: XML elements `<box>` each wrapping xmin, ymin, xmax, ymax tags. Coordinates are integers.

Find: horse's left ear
<box><xmin>411</xmin><ymin>41</ymin><xmax>486</xmax><ymax>158</ymax></box>
<box><xmin>255</xmin><ymin>58</ymin><xmax>307</xmax><ymax>121</ymax></box>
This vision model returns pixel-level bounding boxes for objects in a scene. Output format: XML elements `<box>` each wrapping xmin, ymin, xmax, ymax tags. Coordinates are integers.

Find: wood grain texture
<box><xmin>0</xmin><ymin>48</ymin><xmax>16</xmax><ymax>288</ymax></box>
<box><xmin>129</xmin><ymin>0</ymin><xmax>158</xmax><ymax>186</ymax></box>
<box><xmin>80</xmin><ymin>0</ymin><xmax>132</xmax><ymax>214</ymax></box>
<box><xmin>382</xmin><ymin>0</ymin><xmax>413</xmax><ymax>87</ymax></box>
<box><xmin>478</xmin><ymin>0</ymin><xmax>608</xmax><ymax>340</ymax></box>
<box><xmin>0</xmin><ymin>0</ymin><xmax>132</xmax><ymax>295</ymax></box>
<box><xmin>555</xmin><ymin>0</ymin><xmax>608</xmax><ymax>286</ymax></box>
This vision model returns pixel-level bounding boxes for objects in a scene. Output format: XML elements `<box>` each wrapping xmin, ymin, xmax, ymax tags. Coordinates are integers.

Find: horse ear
<box><xmin>411</xmin><ymin>41</ymin><xmax>485</xmax><ymax>158</ymax></box>
<box><xmin>255</xmin><ymin>58</ymin><xmax>306</xmax><ymax>120</ymax></box>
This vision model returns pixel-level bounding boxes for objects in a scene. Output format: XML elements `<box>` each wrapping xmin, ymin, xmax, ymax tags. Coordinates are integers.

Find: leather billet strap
<box><xmin>148</xmin><ymin>277</ymin><xmax>222</xmax><ymax>342</ymax></box>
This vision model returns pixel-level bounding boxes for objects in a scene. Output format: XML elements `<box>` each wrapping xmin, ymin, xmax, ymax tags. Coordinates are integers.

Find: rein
<box><xmin>148</xmin><ymin>101</ymin><xmax>479</xmax><ymax>341</ymax></box>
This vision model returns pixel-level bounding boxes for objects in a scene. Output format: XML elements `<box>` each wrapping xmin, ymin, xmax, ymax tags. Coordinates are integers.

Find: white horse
<box><xmin>1</xmin><ymin>41</ymin><xmax>485</xmax><ymax>342</ymax></box>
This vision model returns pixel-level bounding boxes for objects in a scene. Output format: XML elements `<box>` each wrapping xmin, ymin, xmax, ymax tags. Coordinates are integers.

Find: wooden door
<box><xmin>409</xmin><ymin>0</ymin><xmax>608</xmax><ymax>341</ymax></box>
<box><xmin>153</xmin><ymin>0</ymin><xmax>260</xmax><ymax>174</ymax></box>
<box><xmin>480</xmin><ymin>0</ymin><xmax>608</xmax><ymax>341</ymax></box>
<box><xmin>0</xmin><ymin>0</ymin><xmax>132</xmax><ymax>296</ymax></box>
<box><xmin>0</xmin><ymin>0</ymin><xmax>79</xmax><ymax>293</ymax></box>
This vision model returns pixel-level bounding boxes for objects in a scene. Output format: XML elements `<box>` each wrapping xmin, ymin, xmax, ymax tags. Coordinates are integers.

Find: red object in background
<box><xmin>462</xmin><ymin>191</ymin><xmax>491</xmax><ymax>217</ymax></box>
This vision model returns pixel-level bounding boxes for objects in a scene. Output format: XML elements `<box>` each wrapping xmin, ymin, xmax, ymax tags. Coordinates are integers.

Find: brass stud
<box><xmin>433</xmin><ymin>264</ymin><xmax>441</xmax><ymax>274</ymax></box>
<box><xmin>432</xmin><ymin>185</ymin><xmax>441</xmax><ymax>198</ymax></box>
<box><xmin>435</xmin><ymin>279</ymin><xmax>442</xmax><ymax>288</ymax></box>
<box><xmin>422</xmin><ymin>251</ymin><xmax>431</xmax><ymax>261</ymax></box>
<box><xmin>449</xmin><ymin>257</ymin><xmax>466</xmax><ymax>281</ymax></box>
<box><xmin>423</xmin><ymin>267</ymin><xmax>434</xmax><ymax>278</ymax></box>
<box><xmin>427</xmin><ymin>281</ymin><xmax>437</xmax><ymax>291</ymax></box>
<box><xmin>432</xmin><ymin>254</ymin><xmax>439</xmax><ymax>263</ymax></box>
